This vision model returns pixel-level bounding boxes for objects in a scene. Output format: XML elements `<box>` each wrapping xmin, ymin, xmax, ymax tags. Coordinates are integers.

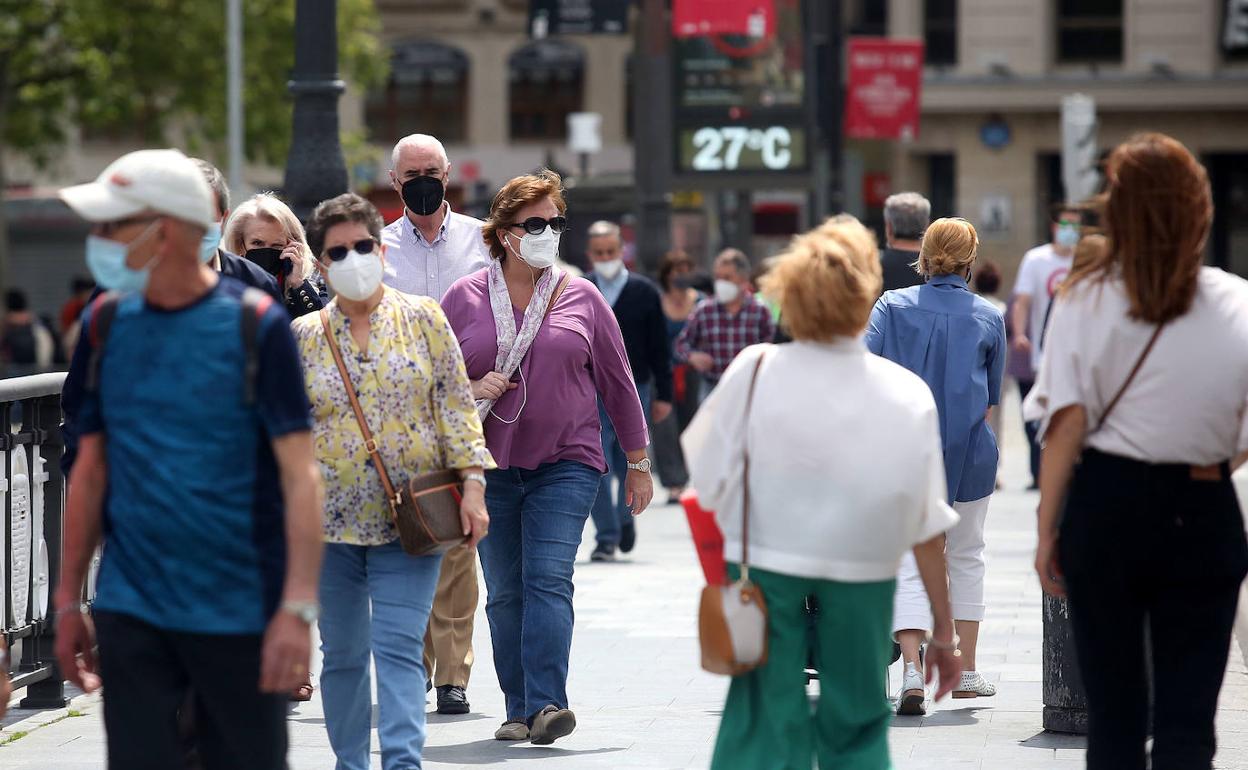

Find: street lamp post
<box><xmin>283</xmin><ymin>0</ymin><xmax>349</xmax><ymax>222</ymax></box>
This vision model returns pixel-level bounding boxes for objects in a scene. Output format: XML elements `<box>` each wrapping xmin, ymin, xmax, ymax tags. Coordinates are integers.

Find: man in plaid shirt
<box><xmin>675</xmin><ymin>248</ymin><xmax>775</xmax><ymax>387</ymax></box>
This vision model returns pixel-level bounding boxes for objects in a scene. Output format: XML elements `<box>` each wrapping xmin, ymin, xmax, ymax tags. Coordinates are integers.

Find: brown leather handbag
<box><xmin>319</xmin><ymin>309</ymin><xmax>467</xmax><ymax>557</ymax></box>
<box><xmin>698</xmin><ymin>351</ymin><xmax>769</xmax><ymax>676</ymax></box>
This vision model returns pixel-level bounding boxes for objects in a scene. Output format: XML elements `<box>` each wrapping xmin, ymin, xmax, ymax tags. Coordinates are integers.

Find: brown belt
<box><xmin>1190</xmin><ymin>463</ymin><xmax>1227</xmax><ymax>482</ymax></box>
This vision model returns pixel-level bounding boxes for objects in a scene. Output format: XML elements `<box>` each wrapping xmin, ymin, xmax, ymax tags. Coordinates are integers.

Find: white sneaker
<box><xmin>953</xmin><ymin>671</ymin><xmax>997</xmax><ymax>698</ymax></box>
<box><xmin>896</xmin><ymin>662</ymin><xmax>926</xmax><ymax>716</ymax></box>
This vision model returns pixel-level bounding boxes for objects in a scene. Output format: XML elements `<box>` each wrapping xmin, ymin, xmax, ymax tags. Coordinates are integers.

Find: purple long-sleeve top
<box><xmin>440</xmin><ymin>268</ymin><xmax>648</xmax><ymax>471</ymax></box>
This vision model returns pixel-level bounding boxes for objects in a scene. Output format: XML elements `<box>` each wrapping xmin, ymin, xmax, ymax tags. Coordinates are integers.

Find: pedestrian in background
<box><xmin>293</xmin><ymin>193</ymin><xmax>491</xmax><ymax>770</ymax></box>
<box><xmin>381</xmin><ymin>133</ymin><xmax>492</xmax><ymax>715</ymax></box>
<box><xmin>1011</xmin><ymin>204</ymin><xmax>1083</xmax><ymax>488</ymax></box>
<box><xmin>53</xmin><ymin>148</ymin><xmax>324</xmax><ymax>770</ymax></box>
<box><xmin>974</xmin><ymin>261</ymin><xmax>1008</xmax><ymax>487</ymax></box>
<box><xmin>585</xmin><ymin>219</ymin><xmax>673</xmax><ymax>561</ymax></box>
<box><xmin>441</xmin><ymin>170</ymin><xmax>651</xmax><ymax>745</ymax></box>
<box><xmin>683</xmin><ymin>215</ymin><xmax>962</xmax><ymax>770</ymax></box>
<box><xmin>867</xmin><ymin>218</ymin><xmax>1005</xmax><ymax>714</ymax></box>
<box><xmin>653</xmin><ymin>249</ymin><xmax>703</xmax><ymax>503</ymax></box>
<box><xmin>59</xmin><ymin>276</ymin><xmax>95</xmax><ymax>351</ymax></box>
<box><xmin>221</xmin><ymin>192</ymin><xmax>323</xmax><ymax>318</ymax></box>
<box><xmin>674</xmin><ymin>248</ymin><xmax>774</xmax><ymax>396</ymax></box>
<box><xmin>1027</xmin><ymin>133</ymin><xmax>1248</xmax><ymax>770</ymax></box>
<box><xmin>879</xmin><ymin>192</ymin><xmax>930</xmax><ymax>293</ymax></box>
<box><xmin>1</xmin><ymin>289</ymin><xmax>57</xmax><ymax>369</ymax></box>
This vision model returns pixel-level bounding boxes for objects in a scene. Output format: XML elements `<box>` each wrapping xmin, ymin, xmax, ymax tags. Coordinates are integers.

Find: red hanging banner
<box><xmin>844</xmin><ymin>38</ymin><xmax>925</xmax><ymax>141</ymax></box>
<box><xmin>672</xmin><ymin>0</ymin><xmax>774</xmax><ymax>40</ymax></box>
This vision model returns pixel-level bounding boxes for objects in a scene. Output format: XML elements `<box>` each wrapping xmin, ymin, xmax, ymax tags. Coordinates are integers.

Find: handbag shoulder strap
<box><xmin>319</xmin><ymin>308</ymin><xmax>401</xmax><ymax>506</ymax></box>
<box><xmin>1093</xmin><ymin>323</ymin><xmax>1165</xmax><ymax>433</ymax></box>
<box><xmin>740</xmin><ymin>348</ymin><xmax>769</xmax><ymax>581</ymax></box>
<box><xmin>544</xmin><ymin>272</ymin><xmax>571</xmax><ymax>325</ymax></box>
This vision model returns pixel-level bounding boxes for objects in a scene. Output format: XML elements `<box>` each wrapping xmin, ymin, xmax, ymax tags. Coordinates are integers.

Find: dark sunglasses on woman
<box><xmin>508</xmin><ymin>216</ymin><xmax>568</xmax><ymax>235</ymax></box>
<box><xmin>324</xmin><ymin>238</ymin><xmax>377</xmax><ymax>262</ymax></box>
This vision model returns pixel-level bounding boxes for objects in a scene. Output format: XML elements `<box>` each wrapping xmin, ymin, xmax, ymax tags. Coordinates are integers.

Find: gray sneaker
<box><xmin>494</xmin><ymin>719</ymin><xmax>529</xmax><ymax>741</ymax></box>
<box><xmin>530</xmin><ymin>705</ymin><xmax>577</xmax><ymax>745</ymax></box>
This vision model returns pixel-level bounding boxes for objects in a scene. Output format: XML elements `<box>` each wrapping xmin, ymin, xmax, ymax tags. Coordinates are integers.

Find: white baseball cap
<box><xmin>58</xmin><ymin>148</ymin><xmax>216</xmax><ymax>230</ymax></box>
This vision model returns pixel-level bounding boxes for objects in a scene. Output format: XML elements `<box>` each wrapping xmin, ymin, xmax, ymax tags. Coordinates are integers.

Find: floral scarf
<box><xmin>477</xmin><ymin>260</ymin><xmax>564</xmax><ymax>420</ymax></box>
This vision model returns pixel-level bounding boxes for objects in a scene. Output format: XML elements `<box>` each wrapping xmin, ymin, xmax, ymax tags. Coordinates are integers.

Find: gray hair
<box><xmin>191</xmin><ymin>158</ymin><xmax>230</xmax><ymax>217</ymax></box>
<box><xmin>586</xmin><ymin>220</ymin><xmax>621</xmax><ymax>242</ymax></box>
<box><xmin>714</xmin><ymin>247</ymin><xmax>752</xmax><ymax>279</ymax></box>
<box><xmin>391</xmin><ymin>134</ymin><xmax>449</xmax><ymax>171</ymax></box>
<box><xmin>883</xmin><ymin>192</ymin><xmax>931</xmax><ymax>240</ymax></box>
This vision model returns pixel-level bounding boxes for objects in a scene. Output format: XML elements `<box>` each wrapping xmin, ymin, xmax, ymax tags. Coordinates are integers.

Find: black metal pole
<box><xmin>808</xmin><ymin>0</ymin><xmax>844</xmax><ymax>221</ymax></box>
<box><xmin>283</xmin><ymin>0</ymin><xmax>349</xmax><ymax>222</ymax></box>
<box><xmin>633</xmin><ymin>0</ymin><xmax>673</xmax><ymax>276</ymax></box>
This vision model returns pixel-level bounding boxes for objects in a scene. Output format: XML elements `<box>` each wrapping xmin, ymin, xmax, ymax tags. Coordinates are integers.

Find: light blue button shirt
<box><xmin>595</xmin><ymin>267</ymin><xmax>629</xmax><ymax>307</ymax></box>
<box><xmin>865</xmin><ymin>273</ymin><xmax>1006</xmax><ymax>503</ymax></box>
<box><xmin>381</xmin><ymin>204</ymin><xmax>491</xmax><ymax>301</ymax></box>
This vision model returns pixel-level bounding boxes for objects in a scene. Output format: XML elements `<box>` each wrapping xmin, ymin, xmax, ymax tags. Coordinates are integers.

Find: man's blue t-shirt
<box><xmin>76</xmin><ymin>277</ymin><xmax>312</xmax><ymax>634</ymax></box>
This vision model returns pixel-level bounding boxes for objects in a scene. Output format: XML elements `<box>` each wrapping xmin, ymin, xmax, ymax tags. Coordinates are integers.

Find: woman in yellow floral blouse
<box><xmin>291</xmin><ymin>193</ymin><xmax>493</xmax><ymax>770</ymax></box>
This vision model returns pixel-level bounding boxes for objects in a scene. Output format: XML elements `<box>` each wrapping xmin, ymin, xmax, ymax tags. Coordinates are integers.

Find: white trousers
<box><xmin>893</xmin><ymin>494</ymin><xmax>992</xmax><ymax>634</ymax></box>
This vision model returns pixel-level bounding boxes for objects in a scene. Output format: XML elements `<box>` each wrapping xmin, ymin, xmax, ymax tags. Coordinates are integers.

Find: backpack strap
<box><xmin>85</xmin><ymin>292</ymin><xmax>122</xmax><ymax>393</ymax></box>
<box><xmin>240</xmin><ymin>287</ymin><xmax>275</xmax><ymax>406</ymax></box>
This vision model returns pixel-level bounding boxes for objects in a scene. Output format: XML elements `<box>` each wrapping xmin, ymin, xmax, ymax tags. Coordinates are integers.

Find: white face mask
<box><xmin>508</xmin><ymin>227</ymin><xmax>560</xmax><ymax>269</ymax></box>
<box><xmin>595</xmin><ymin>258</ymin><xmax>624</xmax><ymax>280</ymax></box>
<box><xmin>714</xmin><ymin>279</ymin><xmax>741</xmax><ymax>304</ymax></box>
<box><xmin>327</xmin><ymin>250</ymin><xmax>384</xmax><ymax>301</ymax></box>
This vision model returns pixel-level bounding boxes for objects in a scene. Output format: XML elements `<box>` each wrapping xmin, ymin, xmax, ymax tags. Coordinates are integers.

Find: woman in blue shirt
<box><xmin>865</xmin><ymin>217</ymin><xmax>1006</xmax><ymax>714</ymax></box>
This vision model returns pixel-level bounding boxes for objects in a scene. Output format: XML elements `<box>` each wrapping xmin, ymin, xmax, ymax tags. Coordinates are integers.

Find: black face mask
<box><xmin>245</xmin><ymin>247</ymin><xmax>285</xmax><ymax>279</ymax></box>
<box><xmin>672</xmin><ymin>275</ymin><xmax>693</xmax><ymax>290</ymax></box>
<box><xmin>401</xmin><ymin>175</ymin><xmax>445</xmax><ymax>217</ymax></box>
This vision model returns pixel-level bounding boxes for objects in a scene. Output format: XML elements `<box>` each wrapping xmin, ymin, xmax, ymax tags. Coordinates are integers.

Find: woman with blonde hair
<box><xmin>866</xmin><ymin>217</ymin><xmax>1006</xmax><ymax>714</ymax></box>
<box><xmin>683</xmin><ymin>215</ymin><xmax>962</xmax><ymax>769</ymax></box>
<box><xmin>223</xmin><ymin>192</ymin><xmax>325</xmax><ymax>317</ymax></box>
<box><xmin>1026</xmin><ymin>133</ymin><xmax>1248</xmax><ymax>769</ymax></box>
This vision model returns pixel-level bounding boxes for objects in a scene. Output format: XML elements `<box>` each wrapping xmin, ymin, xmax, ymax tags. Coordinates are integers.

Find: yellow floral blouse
<box><xmin>291</xmin><ymin>288</ymin><xmax>494</xmax><ymax>545</ymax></box>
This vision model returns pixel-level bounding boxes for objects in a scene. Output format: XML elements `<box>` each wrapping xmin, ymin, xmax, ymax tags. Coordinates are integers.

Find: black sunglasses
<box><xmin>507</xmin><ymin>216</ymin><xmax>567</xmax><ymax>235</ymax></box>
<box><xmin>323</xmin><ymin>238</ymin><xmax>377</xmax><ymax>262</ymax></box>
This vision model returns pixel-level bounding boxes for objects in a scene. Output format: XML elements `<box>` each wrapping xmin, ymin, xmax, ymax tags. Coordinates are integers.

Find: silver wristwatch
<box><xmin>627</xmin><ymin>458</ymin><xmax>652</xmax><ymax>473</ymax></box>
<box><xmin>281</xmin><ymin>600</ymin><xmax>320</xmax><ymax>625</ymax></box>
<box><xmin>462</xmin><ymin>472</ymin><xmax>487</xmax><ymax>490</ymax></box>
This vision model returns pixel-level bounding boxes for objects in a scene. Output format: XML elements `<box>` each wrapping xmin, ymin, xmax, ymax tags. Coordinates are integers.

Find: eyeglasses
<box><xmin>507</xmin><ymin>216</ymin><xmax>567</xmax><ymax>235</ymax></box>
<box><xmin>323</xmin><ymin>238</ymin><xmax>377</xmax><ymax>262</ymax></box>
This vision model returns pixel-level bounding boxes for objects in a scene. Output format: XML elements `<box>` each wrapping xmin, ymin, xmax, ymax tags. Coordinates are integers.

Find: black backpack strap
<box><xmin>85</xmin><ymin>292</ymin><xmax>122</xmax><ymax>393</ymax></box>
<box><xmin>240</xmin><ymin>287</ymin><xmax>275</xmax><ymax>406</ymax></box>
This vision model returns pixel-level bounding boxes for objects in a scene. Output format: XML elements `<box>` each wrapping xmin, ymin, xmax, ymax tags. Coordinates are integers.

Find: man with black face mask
<box><xmin>380</xmin><ymin>133</ymin><xmax>491</xmax><ymax>717</ymax></box>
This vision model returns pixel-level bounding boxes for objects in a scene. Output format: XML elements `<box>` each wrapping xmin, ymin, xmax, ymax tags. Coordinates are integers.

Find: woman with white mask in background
<box><xmin>441</xmin><ymin>170</ymin><xmax>650</xmax><ymax>745</ymax></box>
<box><xmin>291</xmin><ymin>193</ymin><xmax>492</xmax><ymax>770</ymax></box>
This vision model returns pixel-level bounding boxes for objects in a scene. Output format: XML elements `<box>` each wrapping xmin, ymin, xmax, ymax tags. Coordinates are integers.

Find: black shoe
<box><xmin>619</xmin><ymin>522</ymin><xmax>636</xmax><ymax>553</ymax></box>
<box><xmin>436</xmin><ymin>685</ymin><xmax>470</xmax><ymax>715</ymax></box>
<box><xmin>590</xmin><ymin>543</ymin><xmax>617</xmax><ymax>562</ymax></box>
<box><xmin>425</xmin><ymin>679</ymin><xmax>432</xmax><ymax>693</ymax></box>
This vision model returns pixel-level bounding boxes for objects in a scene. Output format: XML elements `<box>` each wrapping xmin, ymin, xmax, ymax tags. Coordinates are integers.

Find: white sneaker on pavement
<box><xmin>896</xmin><ymin>661</ymin><xmax>926</xmax><ymax>716</ymax></box>
<box><xmin>953</xmin><ymin>671</ymin><xmax>997</xmax><ymax>698</ymax></box>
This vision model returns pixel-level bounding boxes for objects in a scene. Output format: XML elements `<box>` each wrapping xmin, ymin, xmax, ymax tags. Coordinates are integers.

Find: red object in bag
<box><xmin>681</xmin><ymin>489</ymin><xmax>727</xmax><ymax>586</ymax></box>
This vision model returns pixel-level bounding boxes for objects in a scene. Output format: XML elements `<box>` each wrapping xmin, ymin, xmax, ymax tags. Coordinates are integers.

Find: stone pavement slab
<box><xmin>3</xmin><ymin>385</ymin><xmax>1248</xmax><ymax>767</ymax></box>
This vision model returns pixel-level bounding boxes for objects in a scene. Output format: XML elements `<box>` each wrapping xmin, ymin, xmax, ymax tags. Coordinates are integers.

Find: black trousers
<box><xmin>94</xmin><ymin>611</ymin><xmax>287</xmax><ymax>770</ymax></box>
<box><xmin>1017</xmin><ymin>378</ymin><xmax>1041</xmax><ymax>484</ymax></box>
<box><xmin>1059</xmin><ymin>449</ymin><xmax>1248</xmax><ymax>770</ymax></box>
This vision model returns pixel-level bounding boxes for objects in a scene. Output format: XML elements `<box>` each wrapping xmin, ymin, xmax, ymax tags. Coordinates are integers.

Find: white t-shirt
<box><xmin>1023</xmin><ymin>267</ymin><xmax>1248</xmax><ymax>465</ymax></box>
<box><xmin>681</xmin><ymin>340</ymin><xmax>959</xmax><ymax>582</ymax></box>
<box><xmin>1013</xmin><ymin>243</ymin><xmax>1073</xmax><ymax>371</ymax></box>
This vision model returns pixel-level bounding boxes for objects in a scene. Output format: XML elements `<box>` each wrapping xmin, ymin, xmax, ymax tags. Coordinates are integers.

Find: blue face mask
<box><xmin>199</xmin><ymin>221</ymin><xmax>222</xmax><ymax>263</ymax></box>
<box><xmin>85</xmin><ymin>222</ymin><xmax>160</xmax><ymax>293</ymax></box>
<box><xmin>1055</xmin><ymin>224</ymin><xmax>1080</xmax><ymax>248</ymax></box>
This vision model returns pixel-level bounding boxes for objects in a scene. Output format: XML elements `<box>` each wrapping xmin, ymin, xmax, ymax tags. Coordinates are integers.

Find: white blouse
<box><xmin>1024</xmin><ymin>267</ymin><xmax>1248</xmax><ymax>464</ymax></box>
<box><xmin>681</xmin><ymin>340</ymin><xmax>959</xmax><ymax>583</ymax></box>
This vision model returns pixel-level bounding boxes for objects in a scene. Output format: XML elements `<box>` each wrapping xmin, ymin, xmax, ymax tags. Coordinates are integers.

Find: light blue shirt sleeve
<box><xmin>987</xmin><ymin>310</ymin><xmax>1006</xmax><ymax>406</ymax></box>
<box><xmin>864</xmin><ymin>298</ymin><xmax>889</xmax><ymax>356</ymax></box>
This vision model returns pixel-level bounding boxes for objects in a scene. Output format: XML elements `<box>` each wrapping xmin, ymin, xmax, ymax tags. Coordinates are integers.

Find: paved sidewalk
<box><xmin>4</xmin><ymin>386</ymin><xmax>1248</xmax><ymax>767</ymax></box>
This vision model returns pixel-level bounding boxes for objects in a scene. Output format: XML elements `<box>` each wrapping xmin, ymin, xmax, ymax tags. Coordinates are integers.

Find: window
<box><xmin>927</xmin><ymin>154</ymin><xmax>956</xmax><ymax>220</ymax></box>
<box><xmin>924</xmin><ymin>0</ymin><xmax>957</xmax><ymax>67</ymax></box>
<box><xmin>365</xmin><ymin>41</ymin><xmax>469</xmax><ymax>146</ymax></box>
<box><xmin>1056</xmin><ymin>0</ymin><xmax>1123</xmax><ymax>64</ymax></box>
<box><xmin>846</xmin><ymin>0</ymin><xmax>887</xmax><ymax>36</ymax></box>
<box><xmin>508</xmin><ymin>39</ymin><xmax>585</xmax><ymax>141</ymax></box>
<box><xmin>1225</xmin><ymin>0</ymin><xmax>1248</xmax><ymax>62</ymax></box>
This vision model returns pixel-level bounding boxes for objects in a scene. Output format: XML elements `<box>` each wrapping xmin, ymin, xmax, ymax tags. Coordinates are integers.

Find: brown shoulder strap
<box><xmin>543</xmin><ymin>272</ymin><xmax>571</xmax><ymax>324</ymax></box>
<box><xmin>319</xmin><ymin>308</ymin><xmax>400</xmax><ymax>505</ymax></box>
<box><xmin>740</xmin><ymin>349</ymin><xmax>768</xmax><ymax>580</ymax></box>
<box><xmin>1095</xmin><ymin>324</ymin><xmax>1164</xmax><ymax>433</ymax></box>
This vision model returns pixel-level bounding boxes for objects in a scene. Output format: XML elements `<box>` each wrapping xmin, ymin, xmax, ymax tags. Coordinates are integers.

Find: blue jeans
<box><xmin>590</xmin><ymin>381</ymin><xmax>651</xmax><ymax>546</ymax></box>
<box><xmin>480</xmin><ymin>460</ymin><xmax>601</xmax><ymax>720</ymax></box>
<box><xmin>318</xmin><ymin>539</ymin><xmax>442</xmax><ymax>770</ymax></box>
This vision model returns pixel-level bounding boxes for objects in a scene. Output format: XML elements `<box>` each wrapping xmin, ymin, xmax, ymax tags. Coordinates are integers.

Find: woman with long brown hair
<box><xmin>1026</xmin><ymin>132</ymin><xmax>1248</xmax><ymax>769</ymax></box>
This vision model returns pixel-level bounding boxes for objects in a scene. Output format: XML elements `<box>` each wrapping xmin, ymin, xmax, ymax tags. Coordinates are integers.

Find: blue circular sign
<box><xmin>980</xmin><ymin>119</ymin><xmax>1011</xmax><ymax>150</ymax></box>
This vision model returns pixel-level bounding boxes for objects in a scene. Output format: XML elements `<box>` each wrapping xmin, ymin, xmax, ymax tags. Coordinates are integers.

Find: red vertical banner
<box><xmin>844</xmin><ymin>38</ymin><xmax>925</xmax><ymax>141</ymax></box>
<box><xmin>672</xmin><ymin>0</ymin><xmax>775</xmax><ymax>39</ymax></box>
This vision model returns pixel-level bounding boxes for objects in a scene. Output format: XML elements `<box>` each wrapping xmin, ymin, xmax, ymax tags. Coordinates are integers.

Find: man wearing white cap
<box><xmin>51</xmin><ymin>149</ymin><xmax>325</xmax><ymax>769</ymax></box>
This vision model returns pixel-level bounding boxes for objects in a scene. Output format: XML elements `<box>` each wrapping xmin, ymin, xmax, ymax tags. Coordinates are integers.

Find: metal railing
<box><xmin>2</xmin><ymin>373</ymin><xmax>70</xmax><ymax>709</ymax></box>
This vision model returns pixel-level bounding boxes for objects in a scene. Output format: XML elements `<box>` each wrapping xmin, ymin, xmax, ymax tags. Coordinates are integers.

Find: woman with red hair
<box><xmin>1026</xmin><ymin>133</ymin><xmax>1248</xmax><ymax>769</ymax></box>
